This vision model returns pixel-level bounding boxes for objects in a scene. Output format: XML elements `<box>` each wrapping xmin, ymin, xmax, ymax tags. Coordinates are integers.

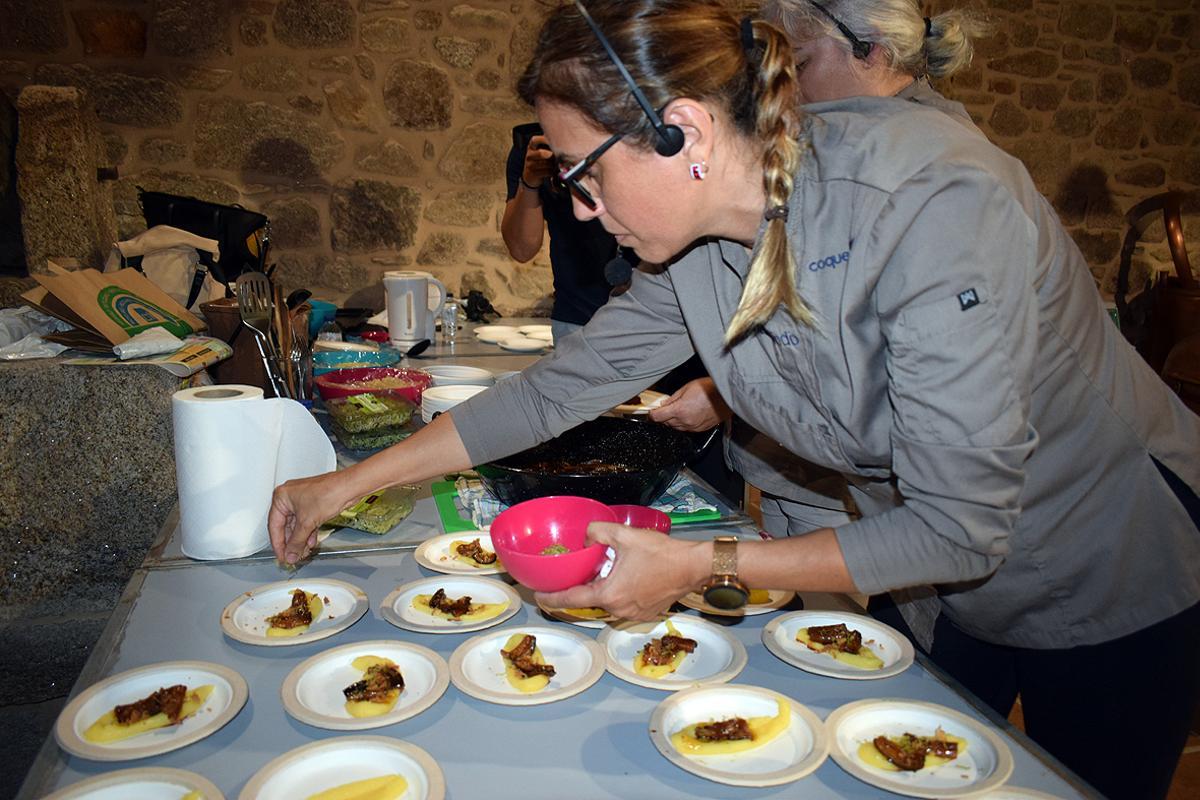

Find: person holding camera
<box><xmin>502</xmin><ymin>123</ymin><xmax>619</xmax><ymax>343</ymax></box>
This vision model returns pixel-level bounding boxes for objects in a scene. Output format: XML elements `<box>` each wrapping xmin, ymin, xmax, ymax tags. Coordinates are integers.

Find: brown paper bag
<box><xmin>22</xmin><ymin>267</ymin><xmax>206</xmax><ymax>350</ymax></box>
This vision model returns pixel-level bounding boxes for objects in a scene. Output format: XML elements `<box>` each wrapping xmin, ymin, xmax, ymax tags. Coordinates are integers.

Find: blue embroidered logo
<box><xmin>808</xmin><ymin>250</ymin><xmax>850</xmax><ymax>272</ymax></box>
<box><xmin>958</xmin><ymin>288</ymin><xmax>980</xmax><ymax>311</ymax></box>
<box><xmin>772</xmin><ymin>330</ymin><xmax>801</xmax><ymax>346</ymax></box>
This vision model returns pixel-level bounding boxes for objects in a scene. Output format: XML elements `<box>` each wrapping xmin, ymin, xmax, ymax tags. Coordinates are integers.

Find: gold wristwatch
<box><xmin>701</xmin><ymin>536</ymin><xmax>748</xmax><ymax>610</ymax></box>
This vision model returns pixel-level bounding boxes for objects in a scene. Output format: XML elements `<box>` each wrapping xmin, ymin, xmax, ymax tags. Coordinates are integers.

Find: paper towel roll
<box><xmin>172</xmin><ymin>384</ymin><xmax>336</xmax><ymax>560</ymax></box>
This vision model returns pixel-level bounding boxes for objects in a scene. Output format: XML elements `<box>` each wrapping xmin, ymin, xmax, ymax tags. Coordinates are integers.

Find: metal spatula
<box><xmin>236</xmin><ymin>271</ymin><xmax>290</xmax><ymax>398</ymax></box>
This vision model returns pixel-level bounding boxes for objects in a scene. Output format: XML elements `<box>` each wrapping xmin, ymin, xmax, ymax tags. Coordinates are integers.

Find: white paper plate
<box><xmin>826</xmin><ymin>698</ymin><xmax>1014</xmax><ymax>798</ymax></box>
<box><xmin>497</xmin><ymin>335</ymin><xmax>547</xmax><ymax>352</ymax></box>
<box><xmin>220</xmin><ymin>579</ymin><xmax>368</xmax><ymax>647</ymax></box>
<box><xmin>612</xmin><ymin>389</ymin><xmax>669</xmax><ymax>416</ymax></box>
<box><xmin>414</xmin><ymin>533</ymin><xmax>506</xmax><ymax>575</ymax></box>
<box><xmin>238</xmin><ymin>736</ymin><xmax>444</xmax><ymax>800</ymax></box>
<box><xmin>649</xmin><ymin>684</ymin><xmax>828</xmax><ymax>787</ymax></box>
<box><xmin>313</xmin><ymin>340</ymin><xmax>378</xmax><ymax>352</ymax></box>
<box><xmin>380</xmin><ymin>575</ymin><xmax>520</xmax><ymax>634</ymax></box>
<box><xmin>762</xmin><ymin>610</ymin><xmax>914</xmax><ymax>680</ymax></box>
<box><xmin>448</xmin><ymin>624</ymin><xmax>605</xmax><ymax>706</ymax></box>
<box><xmin>525</xmin><ymin>330</ymin><xmax>554</xmax><ymax>343</ymax></box>
<box><xmin>517</xmin><ymin>324</ymin><xmax>552</xmax><ymax>336</ymax></box>
<box><xmin>679</xmin><ymin>589</ymin><xmax>796</xmax><ymax>617</ymax></box>
<box><xmin>421</xmin><ymin>365</ymin><xmax>495</xmax><ymax>387</ymax></box>
<box><xmin>597</xmin><ymin>615</ymin><xmax>747</xmax><ymax>691</ymax></box>
<box><xmin>421</xmin><ymin>384</ymin><xmax>488</xmax><ymax>413</ymax></box>
<box><xmin>280</xmin><ymin>639</ymin><xmax>449</xmax><ymax>731</ymax></box>
<box><xmin>41</xmin><ymin>767</ymin><xmax>225</xmax><ymax>799</ymax></box>
<box><xmin>55</xmin><ymin>661</ymin><xmax>248</xmax><ymax>762</ymax></box>
<box><xmin>977</xmin><ymin>789</ymin><xmax>1066</xmax><ymax>799</ymax></box>
<box><xmin>535</xmin><ymin>596</ymin><xmax>620</xmax><ymax>629</ymax></box>
<box><xmin>473</xmin><ymin>325</ymin><xmax>519</xmax><ymax>343</ymax></box>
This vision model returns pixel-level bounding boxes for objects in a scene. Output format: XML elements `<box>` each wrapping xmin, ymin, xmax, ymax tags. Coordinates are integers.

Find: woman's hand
<box><xmin>535</xmin><ymin>522</ymin><xmax>708</xmax><ymax>620</ymax></box>
<box><xmin>522</xmin><ymin>134</ymin><xmax>557</xmax><ymax>187</ymax></box>
<box><xmin>648</xmin><ymin>377</ymin><xmax>731</xmax><ymax>432</ymax></box>
<box><xmin>268</xmin><ymin>471</ymin><xmax>353</xmax><ymax>565</ymax></box>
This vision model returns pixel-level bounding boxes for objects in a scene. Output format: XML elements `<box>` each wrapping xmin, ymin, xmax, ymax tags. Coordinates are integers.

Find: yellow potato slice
<box><xmin>671</xmin><ymin>701</ymin><xmax>791</xmax><ymax>755</ymax></box>
<box><xmin>83</xmin><ymin>685</ymin><xmax>214</xmax><ymax>743</ymax></box>
<box><xmin>502</xmin><ymin>633</ymin><xmax>551</xmax><ymax>693</ymax></box>
<box><xmin>266</xmin><ymin>591</ymin><xmax>325</xmax><ymax>637</ymax></box>
<box><xmin>411</xmin><ymin>593</ymin><xmax>507</xmax><ymax>622</ymax></box>
<box><xmin>306</xmin><ymin>774</ymin><xmax>408</xmax><ymax>800</ymax></box>
<box><xmin>343</xmin><ymin>656</ymin><xmax>402</xmax><ymax>718</ymax></box>
<box><xmin>633</xmin><ymin>620</ymin><xmax>691</xmax><ymax>678</ymax></box>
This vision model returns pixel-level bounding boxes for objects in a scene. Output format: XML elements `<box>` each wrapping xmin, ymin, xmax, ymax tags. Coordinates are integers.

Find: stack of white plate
<box><xmin>421</xmin><ymin>384</ymin><xmax>489</xmax><ymax>423</ymax></box>
<box><xmin>474</xmin><ymin>325</ymin><xmax>518</xmax><ymax>344</ymax></box>
<box><xmin>421</xmin><ymin>365</ymin><xmax>495</xmax><ymax>387</ymax></box>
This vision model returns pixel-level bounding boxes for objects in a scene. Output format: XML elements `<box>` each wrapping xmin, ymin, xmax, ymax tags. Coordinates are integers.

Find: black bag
<box><xmin>138</xmin><ymin>189</ymin><xmax>268</xmax><ymax>294</ymax></box>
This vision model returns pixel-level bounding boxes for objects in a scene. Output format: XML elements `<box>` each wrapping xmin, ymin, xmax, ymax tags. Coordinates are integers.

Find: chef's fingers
<box><xmin>536</xmin><ymin>584</ymin><xmax>601</xmax><ymax>610</ymax></box>
<box><xmin>267</xmin><ymin>488</ymin><xmax>294</xmax><ymax>561</ymax></box>
<box><xmin>582</xmin><ymin>520</ymin><xmax>625</xmax><ymax>547</ymax></box>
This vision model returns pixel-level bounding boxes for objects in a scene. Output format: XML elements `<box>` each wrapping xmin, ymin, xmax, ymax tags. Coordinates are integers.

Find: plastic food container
<box><xmin>315</xmin><ymin>366</ymin><xmax>433</xmax><ymax>405</ymax></box>
<box><xmin>489</xmin><ymin>496</ymin><xmax>617</xmax><ymax>592</ymax></box>
<box><xmin>325</xmin><ymin>393</ymin><xmax>415</xmax><ymax>433</ymax></box>
<box><xmin>312</xmin><ymin>349</ymin><xmax>401</xmax><ymax>377</ymax></box>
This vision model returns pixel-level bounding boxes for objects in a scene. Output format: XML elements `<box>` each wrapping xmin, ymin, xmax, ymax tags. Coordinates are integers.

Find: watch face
<box><xmin>703</xmin><ymin>583</ymin><xmax>748</xmax><ymax>610</ymax></box>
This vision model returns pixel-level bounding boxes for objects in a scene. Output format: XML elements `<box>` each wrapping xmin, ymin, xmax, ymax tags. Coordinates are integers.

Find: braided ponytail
<box><xmin>725</xmin><ymin>19</ymin><xmax>814</xmax><ymax>344</ymax></box>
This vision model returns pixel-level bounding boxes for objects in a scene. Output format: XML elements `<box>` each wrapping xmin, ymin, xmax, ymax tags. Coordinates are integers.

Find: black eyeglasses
<box><xmin>557</xmin><ymin>132</ymin><xmax>622</xmax><ymax>209</ymax></box>
<box><xmin>808</xmin><ymin>1</ymin><xmax>872</xmax><ymax>60</ymax></box>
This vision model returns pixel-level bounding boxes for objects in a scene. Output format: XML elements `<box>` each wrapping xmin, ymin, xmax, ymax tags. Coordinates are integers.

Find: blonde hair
<box><xmin>763</xmin><ymin>0</ymin><xmax>990</xmax><ymax>78</ymax></box>
<box><xmin>517</xmin><ymin>0</ymin><xmax>814</xmax><ymax>343</ymax></box>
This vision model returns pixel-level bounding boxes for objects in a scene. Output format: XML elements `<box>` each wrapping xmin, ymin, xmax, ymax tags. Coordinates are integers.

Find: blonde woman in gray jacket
<box><xmin>270</xmin><ymin>2</ymin><xmax>1199</xmax><ymax>796</ymax></box>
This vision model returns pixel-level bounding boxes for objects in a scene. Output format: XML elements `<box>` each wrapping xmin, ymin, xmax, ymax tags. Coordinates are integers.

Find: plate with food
<box><xmin>281</xmin><ymin>639</ymin><xmax>450</xmax><ymax>731</ymax></box>
<box><xmin>448</xmin><ymin>624</ymin><xmax>605</xmax><ymax>706</ymax></box>
<box><xmin>414</xmin><ymin>533</ymin><xmax>506</xmax><ymax>575</ymax></box>
<box><xmin>826</xmin><ymin>698</ymin><xmax>1014</xmax><ymax>798</ymax></box>
<box><xmin>679</xmin><ymin>588</ymin><xmax>796</xmax><ymax>617</ymax></box>
<box><xmin>612</xmin><ymin>389</ymin><xmax>669</xmax><ymax>416</ymax></box>
<box><xmin>41</xmin><ymin>767</ymin><xmax>225</xmax><ymax>799</ymax></box>
<box><xmin>649</xmin><ymin>684</ymin><xmax>828</xmax><ymax>787</ymax></box>
<box><xmin>55</xmin><ymin>661</ymin><xmax>248</xmax><ymax>762</ymax></box>
<box><xmin>380</xmin><ymin>575</ymin><xmax>520</xmax><ymax>634</ymax></box>
<box><xmin>535</xmin><ymin>596</ymin><xmax>620</xmax><ymax>629</ymax></box>
<box><xmin>597</xmin><ymin>615</ymin><xmax>747</xmax><ymax>691</ymax></box>
<box><xmin>220</xmin><ymin>579</ymin><xmax>368</xmax><ymax>647</ymax></box>
<box><xmin>237</xmin><ymin>736</ymin><xmax>444</xmax><ymax>800</ymax></box>
<box><xmin>473</xmin><ymin>325</ymin><xmax>519</xmax><ymax>343</ymax></box>
<box><xmin>762</xmin><ymin>610</ymin><xmax>914</xmax><ymax>680</ymax></box>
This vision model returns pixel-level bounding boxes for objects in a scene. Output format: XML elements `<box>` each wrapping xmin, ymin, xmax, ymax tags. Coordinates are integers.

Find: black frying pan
<box><xmin>475</xmin><ymin>416</ymin><xmax>717</xmax><ymax>506</ymax></box>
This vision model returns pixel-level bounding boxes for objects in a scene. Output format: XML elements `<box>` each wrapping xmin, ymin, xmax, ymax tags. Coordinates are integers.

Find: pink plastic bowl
<box><xmin>609</xmin><ymin>504</ymin><xmax>672</xmax><ymax>533</ymax></box>
<box><xmin>314</xmin><ymin>366</ymin><xmax>433</xmax><ymax>406</ymax></box>
<box><xmin>489</xmin><ymin>496</ymin><xmax>618</xmax><ymax>592</ymax></box>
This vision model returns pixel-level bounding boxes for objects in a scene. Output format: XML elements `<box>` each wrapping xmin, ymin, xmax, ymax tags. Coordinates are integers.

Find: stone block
<box><xmin>424</xmin><ymin>190</ymin><xmax>496</xmax><ymax>226</ymax></box>
<box><xmin>417</xmin><ymin>231</ymin><xmax>466</xmax><ymax>265</ymax></box>
<box><xmin>274</xmin><ymin>0</ymin><xmax>355</xmax><ymax>49</ymax></box>
<box><xmin>171</xmin><ymin>66</ymin><xmax>234</xmax><ymax>91</ymax></box>
<box><xmin>1084</xmin><ymin>45</ymin><xmax>1120</xmax><ymax>65</ymax></box>
<box><xmin>436</xmin><ymin>36</ymin><xmax>485</xmax><ymax>69</ymax></box>
<box><xmin>354</xmin><ymin>140</ymin><xmax>420</xmax><ymax>177</ymax></box>
<box><xmin>1006</xmin><ymin>137</ymin><xmax>1073</xmax><ymax>192</ymax></box>
<box><xmin>1130</xmin><ymin>57</ymin><xmax>1172</xmax><ymax>89</ymax></box>
<box><xmin>1172</xmin><ymin>149</ymin><xmax>1200</xmax><ymax>185</ymax></box>
<box><xmin>15</xmin><ymin>86</ymin><xmax>117</xmax><ymax>273</ymax></box>
<box><xmin>437</xmin><ymin>122</ymin><xmax>509</xmax><ymax>184</ymax></box>
<box><xmin>152</xmin><ymin>0</ymin><xmax>231</xmax><ymax>57</ymax></box>
<box><xmin>330</xmin><ymin>178</ymin><xmax>420</xmax><ymax>253</ymax></box>
<box><xmin>986</xmin><ymin>0</ymin><xmax>1033</xmax><ymax>10</ymax></box>
<box><xmin>289</xmin><ymin>94</ymin><xmax>325</xmax><ymax>117</ymax></box>
<box><xmin>310</xmin><ymin>55</ymin><xmax>354</xmax><ymax>73</ymax></box>
<box><xmin>359</xmin><ymin>0</ymin><xmax>408</xmax><ymax>10</ymax></box>
<box><xmin>0</xmin><ymin>276</ymin><xmax>36</xmax><ymax>308</ymax></box>
<box><xmin>1154</xmin><ymin>110</ymin><xmax>1195</xmax><ymax>145</ymax></box>
<box><xmin>459</xmin><ymin>267</ymin><xmax>497</xmax><ymax>299</ymax></box>
<box><xmin>241</xmin><ymin>15</ymin><xmax>269</xmax><ymax>47</ymax></box>
<box><xmin>362</xmin><ymin>17</ymin><xmax>409</xmax><ymax>53</ymax></box>
<box><xmin>989</xmin><ymin>100</ymin><xmax>1030</xmax><ymax>137</ymax></box>
<box><xmin>323</xmin><ymin>79</ymin><xmax>374</xmax><ymax>131</ymax></box>
<box><xmin>415</xmin><ymin>10</ymin><xmax>443</xmax><ymax>30</ymax></box>
<box><xmin>72</xmin><ymin>8</ymin><xmax>147</xmax><ymax>58</ymax></box>
<box><xmin>1068</xmin><ymin>228</ymin><xmax>1121</xmax><ymax>267</ymax></box>
<box><xmin>1019</xmin><ymin>82</ymin><xmax>1065</xmax><ymax>111</ymax></box>
<box><xmin>275</xmin><ymin>252</ymin><xmax>369</xmax><ymax>293</ymax></box>
<box><xmin>449</xmin><ymin>5</ymin><xmax>510</xmax><ymax>28</ymax></box>
<box><xmin>357</xmin><ymin>54</ymin><xmax>375</xmax><ymax>81</ymax></box>
<box><xmin>1114</xmin><ymin>13</ymin><xmax>1159</xmax><ymax>52</ymax></box>
<box><xmin>476</xmin><ymin>237</ymin><xmax>512</xmax><ymax>259</ymax></box>
<box><xmin>194</xmin><ymin>96</ymin><xmax>345</xmax><ymax>183</ymax></box>
<box><xmin>460</xmin><ymin>95</ymin><xmax>528</xmax><ymax>118</ymax></box>
<box><xmin>264</xmin><ymin>197</ymin><xmax>322</xmax><ymax>248</ymax></box>
<box><xmin>987</xmin><ymin>78</ymin><xmax>1016</xmax><ymax>95</ymax></box>
<box><xmin>1179</xmin><ymin>62</ymin><xmax>1200</xmax><ymax>106</ymax></box>
<box><xmin>1058</xmin><ymin>2</ymin><xmax>1113</xmax><ymax>41</ymax></box>
<box><xmin>475</xmin><ymin>69</ymin><xmax>502</xmax><ymax>91</ymax></box>
<box><xmin>242</xmin><ymin>56</ymin><xmax>304</xmax><ymax>93</ymax></box>
<box><xmin>1157</xmin><ymin>37</ymin><xmax>1182</xmax><ymax>52</ymax></box>
<box><xmin>0</xmin><ymin>0</ymin><xmax>68</xmax><ymax>53</ymax></box>
<box><xmin>1067</xmin><ymin>78</ymin><xmax>1094</xmax><ymax>102</ymax></box>
<box><xmin>1062</xmin><ymin>42</ymin><xmax>1086</xmax><ymax>60</ymax></box>
<box><xmin>34</xmin><ymin>64</ymin><xmax>184</xmax><ymax>128</ymax></box>
<box><xmin>383</xmin><ymin>60</ymin><xmax>452</xmax><ymax>130</ymax></box>
<box><xmin>1097</xmin><ymin>70</ymin><xmax>1128</xmax><ymax>104</ymax></box>
<box><xmin>509</xmin><ymin>16</ymin><xmax>539</xmax><ymax>79</ymax></box>
<box><xmin>988</xmin><ymin>51</ymin><xmax>1059</xmax><ymax>78</ymax></box>
<box><xmin>1095</xmin><ymin>108</ymin><xmax>1143</xmax><ymax>150</ymax></box>
<box><xmin>1115</xmin><ymin>163</ymin><xmax>1166</xmax><ymax>188</ymax></box>
<box><xmin>138</xmin><ymin>137</ymin><xmax>187</xmax><ymax>166</ymax></box>
<box><xmin>102</xmin><ymin>131</ymin><xmax>128</xmax><ymax>167</ymax></box>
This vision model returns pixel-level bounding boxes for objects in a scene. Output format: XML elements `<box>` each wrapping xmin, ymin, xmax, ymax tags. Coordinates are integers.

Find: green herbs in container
<box><xmin>326</xmin><ymin>485</ymin><xmax>419</xmax><ymax>534</ymax></box>
<box><xmin>330</xmin><ymin>421</ymin><xmax>413</xmax><ymax>451</ymax></box>
<box><xmin>326</xmin><ymin>393</ymin><xmax>414</xmax><ymax>433</ymax></box>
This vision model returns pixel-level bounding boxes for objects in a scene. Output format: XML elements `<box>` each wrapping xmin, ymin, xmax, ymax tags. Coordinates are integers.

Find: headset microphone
<box><xmin>574</xmin><ymin>1</ymin><xmax>686</xmax><ymax>158</ymax></box>
<box><xmin>604</xmin><ymin>246</ymin><xmax>635</xmax><ymax>287</ymax></box>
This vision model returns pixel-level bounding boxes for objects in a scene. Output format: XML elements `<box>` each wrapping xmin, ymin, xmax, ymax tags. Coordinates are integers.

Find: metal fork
<box><xmin>236</xmin><ymin>271</ymin><xmax>290</xmax><ymax>398</ymax></box>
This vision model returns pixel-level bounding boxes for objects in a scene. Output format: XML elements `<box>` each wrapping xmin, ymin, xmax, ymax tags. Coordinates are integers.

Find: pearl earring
<box><xmin>690</xmin><ymin>161</ymin><xmax>707</xmax><ymax>180</ymax></box>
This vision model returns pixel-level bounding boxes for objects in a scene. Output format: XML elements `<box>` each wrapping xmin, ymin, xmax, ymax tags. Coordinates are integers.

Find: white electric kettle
<box><xmin>383</xmin><ymin>270</ymin><xmax>447</xmax><ymax>346</ymax></box>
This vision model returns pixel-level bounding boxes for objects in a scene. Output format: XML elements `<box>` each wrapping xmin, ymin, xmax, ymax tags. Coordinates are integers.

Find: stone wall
<box><xmin>0</xmin><ymin>0</ymin><xmax>1197</xmax><ymax>311</ymax></box>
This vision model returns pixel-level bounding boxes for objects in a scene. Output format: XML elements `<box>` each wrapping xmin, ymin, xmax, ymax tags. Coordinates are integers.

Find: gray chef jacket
<box><xmin>453</xmin><ymin>95</ymin><xmax>1200</xmax><ymax>649</ymax></box>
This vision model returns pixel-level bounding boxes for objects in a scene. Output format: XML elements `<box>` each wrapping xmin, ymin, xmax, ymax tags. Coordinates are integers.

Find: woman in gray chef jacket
<box><xmin>270</xmin><ymin>3</ymin><xmax>1200</xmax><ymax>797</ymax></box>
